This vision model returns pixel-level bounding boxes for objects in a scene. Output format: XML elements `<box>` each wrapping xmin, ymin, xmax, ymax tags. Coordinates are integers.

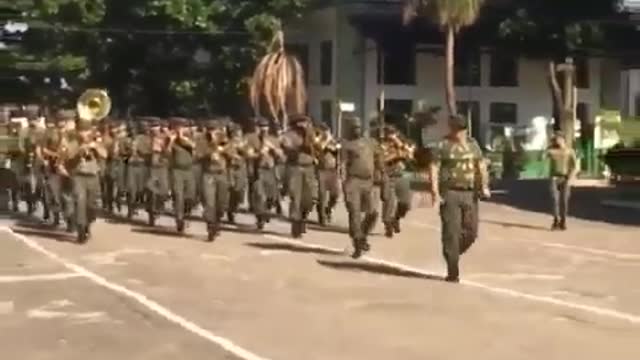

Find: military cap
<box><xmin>56</xmin><ymin>109</ymin><xmax>76</xmax><ymax>121</ymax></box>
<box><xmin>170</xmin><ymin>117</ymin><xmax>188</xmax><ymax>126</ymax></box>
<box><xmin>448</xmin><ymin>114</ymin><xmax>468</xmax><ymax>129</ymax></box>
<box><xmin>76</xmin><ymin>120</ymin><xmax>92</xmax><ymax>132</ymax></box>
<box><xmin>205</xmin><ymin>119</ymin><xmax>221</xmax><ymax>130</ymax></box>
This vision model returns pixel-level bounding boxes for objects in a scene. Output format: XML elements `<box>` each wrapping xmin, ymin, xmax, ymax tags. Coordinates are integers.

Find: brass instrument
<box><xmin>77</xmin><ymin>89</ymin><xmax>112</xmax><ymax>122</ymax></box>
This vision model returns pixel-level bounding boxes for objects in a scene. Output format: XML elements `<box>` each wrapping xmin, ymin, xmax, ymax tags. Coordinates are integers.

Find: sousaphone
<box><xmin>77</xmin><ymin>88</ymin><xmax>111</xmax><ymax>122</ymax></box>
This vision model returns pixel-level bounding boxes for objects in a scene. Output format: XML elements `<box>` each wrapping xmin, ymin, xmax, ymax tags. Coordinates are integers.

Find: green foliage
<box><xmin>2</xmin><ymin>0</ymin><xmax>311</xmax><ymax>116</ymax></box>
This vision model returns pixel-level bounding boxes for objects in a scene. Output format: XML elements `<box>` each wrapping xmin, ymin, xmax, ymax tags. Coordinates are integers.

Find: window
<box><xmin>490</xmin><ymin>102</ymin><xmax>517</xmax><ymax>124</ymax></box>
<box><xmin>576</xmin><ymin>102</ymin><xmax>589</xmax><ymax>124</ymax></box>
<box><xmin>377</xmin><ymin>45</ymin><xmax>416</xmax><ymax>85</ymax></box>
<box><xmin>575</xmin><ymin>58</ymin><xmax>589</xmax><ymax>89</ymax></box>
<box><xmin>455</xmin><ymin>50</ymin><xmax>481</xmax><ymax>86</ymax></box>
<box><xmin>286</xmin><ymin>43</ymin><xmax>309</xmax><ymax>85</ymax></box>
<box><xmin>376</xmin><ymin>99</ymin><xmax>413</xmax><ymax>129</ymax></box>
<box><xmin>321</xmin><ymin>100</ymin><xmax>333</xmax><ymax>129</ymax></box>
<box><xmin>320</xmin><ymin>41</ymin><xmax>333</xmax><ymax>86</ymax></box>
<box><xmin>457</xmin><ymin>101</ymin><xmax>481</xmax><ymax>142</ymax></box>
<box><xmin>490</xmin><ymin>53</ymin><xmax>518</xmax><ymax>87</ymax></box>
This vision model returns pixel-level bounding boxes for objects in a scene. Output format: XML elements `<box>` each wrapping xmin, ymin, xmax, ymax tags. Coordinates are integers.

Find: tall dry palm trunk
<box><xmin>444</xmin><ymin>26</ymin><xmax>457</xmax><ymax>115</ymax></box>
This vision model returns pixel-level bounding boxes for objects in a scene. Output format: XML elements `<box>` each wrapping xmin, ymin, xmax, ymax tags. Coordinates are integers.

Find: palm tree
<box><xmin>403</xmin><ymin>0</ymin><xmax>485</xmax><ymax>116</ymax></box>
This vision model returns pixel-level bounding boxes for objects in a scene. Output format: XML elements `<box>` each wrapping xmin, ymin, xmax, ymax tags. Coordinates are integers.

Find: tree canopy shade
<box><xmin>0</xmin><ymin>0</ymin><xmax>312</xmax><ymax>117</ymax></box>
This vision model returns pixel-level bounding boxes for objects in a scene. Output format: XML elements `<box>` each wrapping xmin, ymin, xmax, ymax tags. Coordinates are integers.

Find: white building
<box><xmin>284</xmin><ymin>1</ymin><xmax>639</xmax><ymax>149</ymax></box>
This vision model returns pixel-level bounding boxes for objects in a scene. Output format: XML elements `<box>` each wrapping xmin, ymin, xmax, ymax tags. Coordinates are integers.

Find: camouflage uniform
<box><xmin>432</xmin><ymin>116</ymin><xmax>485</xmax><ymax>282</ymax></box>
<box><xmin>545</xmin><ymin>133</ymin><xmax>578</xmax><ymax>230</ymax></box>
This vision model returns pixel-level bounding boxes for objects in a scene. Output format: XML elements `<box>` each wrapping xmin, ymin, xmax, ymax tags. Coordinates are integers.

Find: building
<box><xmin>284</xmin><ymin>0</ymin><xmax>640</xmax><ymax>151</ymax></box>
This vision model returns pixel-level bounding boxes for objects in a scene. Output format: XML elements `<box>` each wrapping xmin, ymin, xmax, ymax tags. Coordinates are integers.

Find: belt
<box><xmin>447</xmin><ymin>186</ymin><xmax>474</xmax><ymax>192</ymax></box>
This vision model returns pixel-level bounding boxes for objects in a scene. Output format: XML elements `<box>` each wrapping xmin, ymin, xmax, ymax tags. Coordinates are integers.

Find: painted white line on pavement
<box><xmin>263</xmin><ymin>235</ymin><xmax>640</xmax><ymax>325</ymax></box>
<box><xmin>0</xmin><ymin>227</ymin><xmax>272</xmax><ymax>360</ymax></box>
<box><xmin>408</xmin><ymin>220</ymin><xmax>640</xmax><ymax>261</ymax></box>
<box><xmin>0</xmin><ymin>272</ymin><xmax>81</xmax><ymax>283</ymax></box>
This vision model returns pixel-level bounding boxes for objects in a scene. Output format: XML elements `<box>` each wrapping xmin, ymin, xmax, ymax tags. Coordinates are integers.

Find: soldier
<box><xmin>380</xmin><ymin>126</ymin><xmax>414</xmax><ymax>238</ymax></box>
<box><xmin>201</xmin><ymin>119</ymin><xmax>235</xmax><ymax>241</ymax></box>
<box><xmin>17</xmin><ymin>110</ymin><xmax>45</xmax><ymax>215</ymax></box>
<box><xmin>341</xmin><ymin>116</ymin><xmax>382</xmax><ymax>259</ymax></box>
<box><xmin>429</xmin><ymin>114</ymin><xmax>490</xmax><ymax>283</ymax></box>
<box><xmin>226</xmin><ymin>122</ymin><xmax>249</xmax><ymax>223</ymax></box>
<box><xmin>60</xmin><ymin>120</ymin><xmax>107</xmax><ymax>243</ymax></box>
<box><xmin>315</xmin><ymin>122</ymin><xmax>340</xmax><ymax>225</ymax></box>
<box><xmin>40</xmin><ymin>111</ymin><xmax>74</xmax><ymax>227</ymax></box>
<box><xmin>145</xmin><ymin>118</ymin><xmax>171</xmax><ymax>226</ymax></box>
<box><xmin>2</xmin><ymin>117</ymin><xmax>22</xmax><ymax>212</ymax></box>
<box><xmin>246</xmin><ymin>117</ymin><xmax>284</xmax><ymax>229</ymax></box>
<box><xmin>281</xmin><ymin>115</ymin><xmax>318</xmax><ymax>238</ymax></box>
<box><xmin>168</xmin><ymin>117</ymin><xmax>196</xmax><ymax>233</ymax></box>
<box><xmin>544</xmin><ymin>131</ymin><xmax>578</xmax><ymax>230</ymax></box>
<box><xmin>103</xmin><ymin>121</ymin><xmax>128</xmax><ymax>214</ymax></box>
<box><xmin>273</xmin><ymin>125</ymin><xmax>286</xmax><ymax>216</ymax></box>
<box><xmin>192</xmin><ymin>119</ymin><xmax>206</xmax><ymax>212</ymax></box>
<box><xmin>125</xmin><ymin>119</ymin><xmax>151</xmax><ymax>219</ymax></box>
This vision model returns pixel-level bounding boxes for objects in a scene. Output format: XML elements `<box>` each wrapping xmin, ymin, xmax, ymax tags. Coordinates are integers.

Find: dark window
<box><xmin>489</xmin><ymin>102</ymin><xmax>517</xmax><ymax>124</ymax></box>
<box><xmin>490</xmin><ymin>53</ymin><xmax>518</xmax><ymax>87</ymax></box>
<box><xmin>321</xmin><ymin>100</ymin><xmax>333</xmax><ymax>129</ymax></box>
<box><xmin>320</xmin><ymin>41</ymin><xmax>333</xmax><ymax>86</ymax></box>
<box><xmin>577</xmin><ymin>102</ymin><xmax>589</xmax><ymax>124</ymax></box>
<box><xmin>286</xmin><ymin>43</ymin><xmax>309</xmax><ymax>85</ymax></box>
<box><xmin>575</xmin><ymin>57</ymin><xmax>589</xmax><ymax>89</ymax></box>
<box><xmin>376</xmin><ymin>99</ymin><xmax>413</xmax><ymax>129</ymax></box>
<box><xmin>457</xmin><ymin>101</ymin><xmax>481</xmax><ymax>141</ymax></box>
<box><xmin>377</xmin><ymin>45</ymin><xmax>416</xmax><ymax>85</ymax></box>
<box><xmin>455</xmin><ymin>50</ymin><xmax>481</xmax><ymax>86</ymax></box>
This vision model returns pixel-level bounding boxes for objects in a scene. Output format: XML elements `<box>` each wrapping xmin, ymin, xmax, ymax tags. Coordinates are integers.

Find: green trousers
<box><xmin>126</xmin><ymin>163</ymin><xmax>147</xmax><ymax>212</ymax></box>
<box><xmin>201</xmin><ymin>172</ymin><xmax>230</xmax><ymax>226</ymax></box>
<box><xmin>439</xmin><ymin>189</ymin><xmax>478</xmax><ymax>278</ymax></box>
<box><xmin>72</xmin><ymin>174</ymin><xmax>101</xmax><ymax>228</ymax></box>
<box><xmin>317</xmin><ymin>169</ymin><xmax>339</xmax><ymax>222</ymax></box>
<box><xmin>343</xmin><ymin>177</ymin><xmax>378</xmax><ymax>241</ymax></box>
<box><xmin>251</xmin><ymin>167</ymin><xmax>278</xmax><ymax>218</ymax></box>
<box><xmin>287</xmin><ymin>165</ymin><xmax>317</xmax><ymax>221</ymax></box>
<box><xmin>171</xmin><ymin>168</ymin><xmax>196</xmax><ymax>221</ymax></box>
<box><xmin>381</xmin><ymin>173</ymin><xmax>412</xmax><ymax>224</ymax></box>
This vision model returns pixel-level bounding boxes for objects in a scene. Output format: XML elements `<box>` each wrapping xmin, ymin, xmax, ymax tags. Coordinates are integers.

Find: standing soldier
<box><xmin>40</xmin><ymin>111</ymin><xmax>73</xmax><ymax>227</ymax></box>
<box><xmin>201</xmin><ymin>119</ymin><xmax>234</xmax><ymax>241</ymax></box>
<box><xmin>341</xmin><ymin>116</ymin><xmax>382</xmax><ymax>259</ymax></box>
<box><xmin>226</xmin><ymin>122</ymin><xmax>249</xmax><ymax>224</ymax></box>
<box><xmin>146</xmin><ymin>118</ymin><xmax>171</xmax><ymax>226</ymax></box>
<box><xmin>125</xmin><ymin>119</ymin><xmax>151</xmax><ymax>220</ymax></box>
<box><xmin>380</xmin><ymin>126</ymin><xmax>415</xmax><ymax>238</ymax></box>
<box><xmin>4</xmin><ymin>118</ymin><xmax>22</xmax><ymax>213</ymax></box>
<box><xmin>168</xmin><ymin>117</ymin><xmax>196</xmax><ymax>233</ymax></box>
<box><xmin>273</xmin><ymin>125</ymin><xmax>286</xmax><ymax>216</ymax></box>
<box><xmin>246</xmin><ymin>118</ymin><xmax>284</xmax><ymax>229</ymax></box>
<box><xmin>191</xmin><ymin>119</ymin><xmax>206</xmax><ymax>213</ymax></box>
<box><xmin>104</xmin><ymin>121</ymin><xmax>128</xmax><ymax>214</ymax></box>
<box><xmin>315</xmin><ymin>122</ymin><xmax>340</xmax><ymax>225</ymax></box>
<box><xmin>18</xmin><ymin>110</ymin><xmax>45</xmax><ymax>215</ymax></box>
<box><xmin>281</xmin><ymin>115</ymin><xmax>318</xmax><ymax>238</ymax></box>
<box><xmin>429</xmin><ymin>114</ymin><xmax>490</xmax><ymax>283</ymax></box>
<box><xmin>544</xmin><ymin>131</ymin><xmax>578</xmax><ymax>230</ymax></box>
<box><xmin>60</xmin><ymin>120</ymin><xmax>107</xmax><ymax>243</ymax></box>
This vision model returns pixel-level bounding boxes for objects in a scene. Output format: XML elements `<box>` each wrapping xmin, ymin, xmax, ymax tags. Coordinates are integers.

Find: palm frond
<box><xmin>403</xmin><ymin>0</ymin><xmax>485</xmax><ymax>32</ymax></box>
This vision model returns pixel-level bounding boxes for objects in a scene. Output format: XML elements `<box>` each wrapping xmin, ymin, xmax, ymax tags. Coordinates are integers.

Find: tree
<box><xmin>403</xmin><ymin>0</ymin><xmax>486</xmax><ymax>116</ymax></box>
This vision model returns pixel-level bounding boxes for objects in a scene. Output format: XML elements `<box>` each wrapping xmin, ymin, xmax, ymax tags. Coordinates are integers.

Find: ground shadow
<box><xmin>482</xmin><ymin>219</ymin><xmax>551</xmax><ymax>231</ymax></box>
<box><xmin>130</xmin><ymin>226</ymin><xmax>195</xmax><ymax>239</ymax></box>
<box><xmin>224</xmin><ymin>225</ymin><xmax>284</xmax><ymax>237</ymax></box>
<box><xmin>316</xmin><ymin>259</ymin><xmax>444</xmax><ymax>281</ymax></box>
<box><xmin>488</xmin><ymin>179</ymin><xmax>640</xmax><ymax>227</ymax></box>
<box><xmin>245</xmin><ymin>242</ymin><xmax>342</xmax><ymax>256</ymax></box>
<box><xmin>10</xmin><ymin>226</ymin><xmax>74</xmax><ymax>242</ymax></box>
<box><xmin>305</xmin><ymin>223</ymin><xmax>350</xmax><ymax>235</ymax></box>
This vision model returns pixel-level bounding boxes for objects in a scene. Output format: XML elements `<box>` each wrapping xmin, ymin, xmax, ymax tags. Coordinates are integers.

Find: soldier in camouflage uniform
<box><xmin>226</xmin><ymin>122</ymin><xmax>249</xmax><ymax>223</ymax></box>
<box><xmin>103</xmin><ymin>121</ymin><xmax>128</xmax><ymax>214</ymax></box>
<box><xmin>380</xmin><ymin>126</ymin><xmax>414</xmax><ymax>238</ymax></box>
<box><xmin>341</xmin><ymin>117</ymin><xmax>382</xmax><ymax>259</ymax></box>
<box><xmin>281</xmin><ymin>115</ymin><xmax>318</xmax><ymax>238</ymax></box>
<box><xmin>544</xmin><ymin>131</ymin><xmax>579</xmax><ymax>230</ymax></box>
<box><xmin>168</xmin><ymin>117</ymin><xmax>196</xmax><ymax>233</ymax></box>
<box><xmin>429</xmin><ymin>114</ymin><xmax>490</xmax><ymax>283</ymax></box>
<box><xmin>125</xmin><ymin>119</ymin><xmax>151</xmax><ymax>219</ymax></box>
<box><xmin>61</xmin><ymin>120</ymin><xmax>107</xmax><ymax>243</ymax></box>
<box><xmin>315</xmin><ymin>122</ymin><xmax>340</xmax><ymax>225</ymax></box>
<box><xmin>18</xmin><ymin>110</ymin><xmax>45</xmax><ymax>215</ymax></box>
<box><xmin>146</xmin><ymin>118</ymin><xmax>171</xmax><ymax>226</ymax></box>
<box><xmin>246</xmin><ymin>118</ymin><xmax>284</xmax><ymax>229</ymax></box>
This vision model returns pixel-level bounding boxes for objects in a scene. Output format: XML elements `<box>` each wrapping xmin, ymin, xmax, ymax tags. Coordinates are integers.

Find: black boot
<box><xmin>77</xmin><ymin>225</ymin><xmax>89</xmax><ymax>244</ymax></box>
<box><xmin>66</xmin><ymin>218</ymin><xmax>76</xmax><ymax>233</ymax></box>
<box><xmin>551</xmin><ymin>218</ymin><xmax>560</xmax><ymax>230</ymax></box>
<box><xmin>291</xmin><ymin>221</ymin><xmax>303</xmax><ymax>238</ymax></box>
<box><xmin>206</xmin><ymin>223</ymin><xmax>218</xmax><ymax>242</ymax></box>
<box><xmin>256</xmin><ymin>215</ymin><xmax>266</xmax><ymax>230</ymax></box>
<box><xmin>176</xmin><ymin>219</ymin><xmax>185</xmax><ymax>233</ymax></box>
<box><xmin>351</xmin><ymin>238</ymin><xmax>363</xmax><ymax>259</ymax></box>
<box><xmin>148</xmin><ymin>211</ymin><xmax>156</xmax><ymax>226</ymax></box>
<box><xmin>559</xmin><ymin>218</ymin><xmax>567</xmax><ymax>231</ymax></box>
<box><xmin>445</xmin><ymin>262</ymin><xmax>460</xmax><ymax>283</ymax></box>
<box><xmin>384</xmin><ymin>223</ymin><xmax>394</xmax><ymax>238</ymax></box>
<box><xmin>52</xmin><ymin>212</ymin><xmax>60</xmax><ymax>227</ymax></box>
<box><xmin>227</xmin><ymin>211</ymin><xmax>235</xmax><ymax>224</ymax></box>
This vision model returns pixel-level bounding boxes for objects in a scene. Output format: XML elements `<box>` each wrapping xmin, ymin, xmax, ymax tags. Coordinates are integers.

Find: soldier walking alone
<box><xmin>544</xmin><ymin>131</ymin><xmax>578</xmax><ymax>230</ymax></box>
<box><xmin>429</xmin><ymin>115</ymin><xmax>490</xmax><ymax>283</ymax></box>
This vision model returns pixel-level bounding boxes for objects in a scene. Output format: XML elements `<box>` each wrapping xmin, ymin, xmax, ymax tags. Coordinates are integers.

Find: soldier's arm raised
<box><xmin>568</xmin><ymin>149</ymin><xmax>579</xmax><ymax>181</ymax></box>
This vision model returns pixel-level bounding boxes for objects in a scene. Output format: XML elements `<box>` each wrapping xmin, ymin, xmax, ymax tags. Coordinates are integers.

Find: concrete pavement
<box><xmin>1</xmin><ymin>199</ymin><xmax>639</xmax><ymax>360</ymax></box>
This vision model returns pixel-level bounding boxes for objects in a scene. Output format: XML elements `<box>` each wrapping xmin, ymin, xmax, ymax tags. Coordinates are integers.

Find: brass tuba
<box><xmin>77</xmin><ymin>89</ymin><xmax>111</xmax><ymax>122</ymax></box>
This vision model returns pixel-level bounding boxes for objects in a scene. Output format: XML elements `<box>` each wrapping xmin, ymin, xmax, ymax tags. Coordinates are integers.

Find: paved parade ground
<box><xmin>1</xmin><ymin>190</ymin><xmax>640</xmax><ymax>360</ymax></box>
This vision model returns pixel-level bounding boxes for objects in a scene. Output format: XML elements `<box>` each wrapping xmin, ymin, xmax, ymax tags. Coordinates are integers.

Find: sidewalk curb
<box><xmin>601</xmin><ymin>199</ymin><xmax>640</xmax><ymax>211</ymax></box>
